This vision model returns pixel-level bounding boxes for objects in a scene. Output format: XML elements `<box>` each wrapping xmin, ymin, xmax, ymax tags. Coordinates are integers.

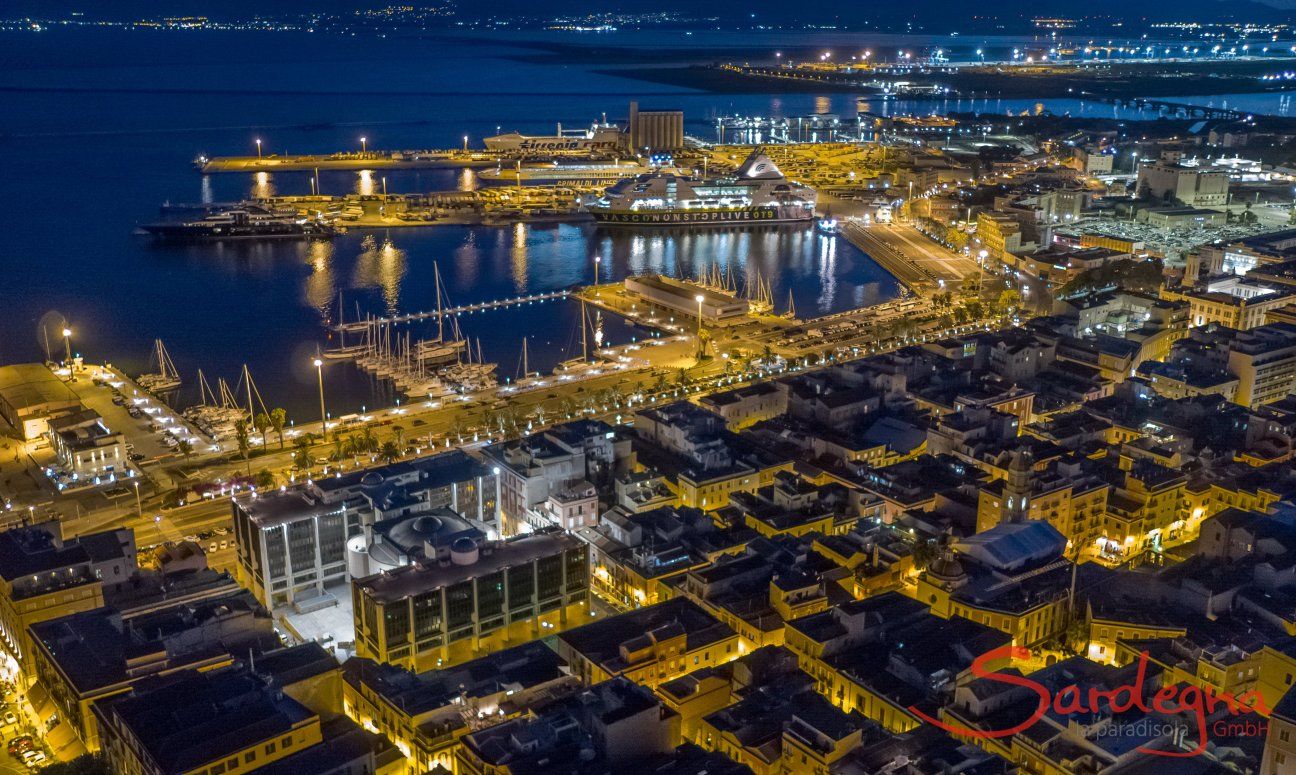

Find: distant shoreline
<box><xmin>595</xmin><ymin>61</ymin><xmax>1296</xmax><ymax>101</ymax></box>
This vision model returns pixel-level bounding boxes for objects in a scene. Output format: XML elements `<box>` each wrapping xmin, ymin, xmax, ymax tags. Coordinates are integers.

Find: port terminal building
<box><xmin>624</xmin><ymin>275</ymin><xmax>749</xmax><ymax>326</ymax></box>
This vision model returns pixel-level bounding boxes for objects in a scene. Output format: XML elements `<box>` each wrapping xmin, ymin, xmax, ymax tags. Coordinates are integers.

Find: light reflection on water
<box><xmin>250</xmin><ymin>171</ymin><xmax>275</xmax><ymax>199</ymax></box>
<box><xmin>303</xmin><ymin>240</ymin><xmax>336</xmax><ymax>320</ymax></box>
<box><xmin>351</xmin><ymin>236</ymin><xmax>407</xmax><ymax>314</ymax></box>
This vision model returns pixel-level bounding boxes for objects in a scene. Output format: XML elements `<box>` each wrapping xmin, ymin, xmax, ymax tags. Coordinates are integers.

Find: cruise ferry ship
<box><xmin>483</xmin><ymin>123</ymin><xmax>624</xmax><ymax>154</ymax></box>
<box><xmin>478</xmin><ymin>160</ymin><xmax>657</xmax><ymax>185</ymax></box>
<box><xmin>140</xmin><ymin>204</ymin><xmax>335</xmax><ymax>240</ymax></box>
<box><xmin>585</xmin><ymin>151</ymin><xmax>816</xmax><ymax>227</ymax></box>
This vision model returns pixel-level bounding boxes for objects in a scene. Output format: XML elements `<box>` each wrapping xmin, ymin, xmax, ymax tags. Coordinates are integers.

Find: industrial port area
<box><xmin>14</xmin><ymin>7</ymin><xmax>1296</xmax><ymax>774</ymax></box>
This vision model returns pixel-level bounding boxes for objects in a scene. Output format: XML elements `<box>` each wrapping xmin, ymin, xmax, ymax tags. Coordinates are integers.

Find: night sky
<box><xmin>6</xmin><ymin>0</ymin><xmax>1294</xmax><ymax>22</ymax></box>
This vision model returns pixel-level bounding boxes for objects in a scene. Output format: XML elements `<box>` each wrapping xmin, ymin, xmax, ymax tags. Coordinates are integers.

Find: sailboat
<box><xmin>182</xmin><ymin>370</ymin><xmax>248</xmax><ymax>440</ymax></box>
<box><xmin>137</xmin><ymin>340</ymin><xmax>182</xmax><ymax>392</ymax></box>
<box><xmin>414</xmin><ymin>262</ymin><xmax>468</xmax><ymax>366</ymax></box>
<box><xmin>553</xmin><ymin>300</ymin><xmax>604</xmax><ymax>377</ymax></box>
<box><xmin>324</xmin><ymin>291</ymin><xmax>368</xmax><ymax>360</ymax></box>
<box><xmin>744</xmin><ymin>271</ymin><xmax>774</xmax><ymax>315</ymax></box>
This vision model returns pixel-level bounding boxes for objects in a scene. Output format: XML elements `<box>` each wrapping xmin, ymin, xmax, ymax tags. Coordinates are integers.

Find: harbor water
<box><xmin>2</xmin><ymin>27</ymin><xmax>1292</xmax><ymax>420</ymax></box>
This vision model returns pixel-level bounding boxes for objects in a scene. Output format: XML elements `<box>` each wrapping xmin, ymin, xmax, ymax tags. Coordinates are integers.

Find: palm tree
<box><xmin>360</xmin><ymin>426</ymin><xmax>378</xmax><ymax>454</ymax></box>
<box><xmin>292</xmin><ymin>436</ymin><xmax>315</xmax><ymax>474</ymax></box>
<box><xmin>269</xmin><ymin>408</ymin><xmax>287</xmax><ymax>449</ymax></box>
<box><xmin>393</xmin><ymin>425</ymin><xmax>406</xmax><ymax>453</ymax></box>
<box><xmin>255</xmin><ymin>469</ymin><xmax>276</xmax><ymax>489</ymax></box>
<box><xmin>379</xmin><ymin>441</ymin><xmax>399</xmax><ymax>463</ymax></box>
<box><xmin>330</xmin><ymin>430</ymin><xmax>344</xmax><ymax>462</ymax></box>
<box><xmin>652</xmin><ymin>373</ymin><xmax>668</xmax><ymax>396</ymax></box>
<box><xmin>177</xmin><ymin>439</ymin><xmax>193</xmax><ymax>460</ymax></box>
<box><xmin>675</xmin><ymin>367</ymin><xmax>689</xmax><ymax>391</ymax></box>
<box><xmin>233</xmin><ymin>419</ymin><xmax>250</xmax><ymax>472</ymax></box>
<box><xmin>253</xmin><ymin>412</ymin><xmax>271</xmax><ymax>451</ymax></box>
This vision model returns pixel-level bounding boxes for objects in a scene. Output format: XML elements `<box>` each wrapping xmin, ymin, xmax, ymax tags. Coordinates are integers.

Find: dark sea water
<box><xmin>1</xmin><ymin>27</ymin><xmax>1291</xmax><ymax>419</ymax></box>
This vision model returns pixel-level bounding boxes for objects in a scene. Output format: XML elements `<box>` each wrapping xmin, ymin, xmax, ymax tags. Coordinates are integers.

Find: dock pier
<box><xmin>333</xmin><ymin>290</ymin><xmax>573</xmax><ymax>332</ymax></box>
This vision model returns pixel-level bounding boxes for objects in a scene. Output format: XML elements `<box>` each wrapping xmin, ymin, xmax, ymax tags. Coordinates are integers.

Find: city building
<box><xmin>1136</xmin><ymin>160</ymin><xmax>1230</xmax><ymax>207</ymax></box>
<box><xmin>556</xmin><ymin>597</ymin><xmax>740</xmax><ymax>688</ymax></box>
<box><xmin>341</xmin><ymin>640</ymin><xmax>581</xmax><ymax>773</ymax></box>
<box><xmin>976</xmin><ymin>212</ymin><xmax>1022</xmax><ymax>260</ymax></box>
<box><xmin>782</xmin><ymin>592</ymin><xmax>1011</xmax><ymax>732</ymax></box>
<box><xmin>344</xmin><ymin>508</ymin><xmax>485</xmax><ymax>579</ymax></box>
<box><xmin>352</xmin><ymin>529</ymin><xmax>590</xmax><ymax>672</ymax></box>
<box><xmin>234</xmin><ymin>450</ymin><xmax>497</xmax><ymax>613</ymax></box>
<box><xmin>698</xmin><ymin>382</ymin><xmax>786</xmax><ymax>430</ymax></box>
<box><xmin>628</xmin><ymin>101</ymin><xmax>685</xmax><ymax>152</ymax></box>
<box><xmin>1072</xmin><ymin>145</ymin><xmax>1114</xmax><ymax>175</ymax></box>
<box><xmin>309</xmin><ymin>449</ymin><xmax>498</xmax><ymax>528</ymax></box>
<box><xmin>577</xmin><ymin>505</ymin><xmax>751</xmax><ymax>611</ymax></box>
<box><xmin>624</xmin><ymin>275</ymin><xmax>749</xmax><ymax>326</ymax></box>
<box><xmin>634</xmin><ymin>401</ymin><xmax>795</xmax><ymax>511</ymax></box>
<box><xmin>1079</xmin><ymin>232</ymin><xmax>1146</xmax><ymax>255</ymax></box>
<box><xmin>1227</xmin><ymin>322</ymin><xmax>1296</xmax><ymax>408</ymax></box>
<box><xmin>0</xmin><ymin>363</ymin><xmax>81</xmax><ymax>441</ymax></box>
<box><xmin>233</xmin><ymin>489</ymin><xmax>350</xmax><ymax>614</ymax></box>
<box><xmin>696</xmin><ymin>667</ymin><xmax>878</xmax><ymax>774</ymax></box>
<box><xmin>26</xmin><ymin>589</ymin><xmax>277</xmax><ymax>754</ymax></box>
<box><xmin>94</xmin><ymin>664</ymin><xmax>397</xmax><ymax>775</ymax></box>
<box><xmin>455</xmin><ymin>678</ymin><xmax>739</xmax><ymax>775</ymax></box>
<box><xmin>1138</xmin><ymin>206</ymin><xmax>1227</xmax><ymax>229</ymax></box>
<box><xmin>0</xmin><ymin>522</ymin><xmax>135</xmax><ymax>679</ymax></box>
<box><xmin>46</xmin><ymin>409</ymin><xmax>126</xmax><ymax>480</ymax></box>
<box><xmin>482</xmin><ymin>420</ymin><xmax>623</xmax><ymax>535</ymax></box>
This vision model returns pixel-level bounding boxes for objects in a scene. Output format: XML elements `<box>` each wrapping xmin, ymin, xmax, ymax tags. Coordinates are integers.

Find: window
<box><xmin>244</xmin><ymin>752</ymin><xmax>256</xmax><ymax>765</ymax></box>
<box><xmin>265</xmin><ymin>742</ymin><xmax>276</xmax><ymax>755</ymax></box>
<box><xmin>282</xmin><ymin>736</ymin><xmax>292</xmax><ymax>748</ymax></box>
<box><xmin>227</xmin><ymin>758</ymin><xmax>238</xmax><ymax>770</ymax></box>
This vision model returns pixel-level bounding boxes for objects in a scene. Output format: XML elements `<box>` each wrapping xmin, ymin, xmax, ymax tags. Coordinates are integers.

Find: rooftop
<box><xmin>355</xmin><ymin>530</ymin><xmax>582</xmax><ymax>605</ymax></box>
<box><xmin>98</xmin><ymin>666</ymin><xmax>315</xmax><ymax>774</ymax></box>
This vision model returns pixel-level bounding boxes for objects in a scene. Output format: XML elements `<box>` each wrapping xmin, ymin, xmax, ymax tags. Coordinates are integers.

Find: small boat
<box><xmin>137</xmin><ymin>340</ymin><xmax>182</xmax><ymax>393</ymax></box>
<box><xmin>816</xmin><ymin>216</ymin><xmax>840</xmax><ymax>235</ymax></box>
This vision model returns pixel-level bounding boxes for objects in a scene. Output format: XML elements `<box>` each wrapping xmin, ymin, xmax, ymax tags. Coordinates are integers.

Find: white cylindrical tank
<box><xmin>346</xmin><ymin>535</ymin><xmax>370</xmax><ymax>579</ymax></box>
<box><xmin>450</xmin><ymin>536</ymin><xmax>479</xmax><ymax>566</ymax></box>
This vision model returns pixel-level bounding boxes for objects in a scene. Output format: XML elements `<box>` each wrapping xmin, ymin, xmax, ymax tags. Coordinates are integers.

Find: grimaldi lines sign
<box><xmin>591</xmin><ymin>206</ymin><xmax>805</xmax><ymax>225</ymax></box>
<box><xmin>909</xmin><ymin>646</ymin><xmax>1270</xmax><ymax>758</ymax></box>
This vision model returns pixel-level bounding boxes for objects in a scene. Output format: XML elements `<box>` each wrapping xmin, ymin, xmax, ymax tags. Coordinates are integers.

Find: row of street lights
<box><xmin>251</xmin><ymin>134</ymin><xmax>474</xmax><ymax>160</ymax></box>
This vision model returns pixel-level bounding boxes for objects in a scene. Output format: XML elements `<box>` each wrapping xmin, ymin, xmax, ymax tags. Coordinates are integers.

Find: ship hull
<box><xmin>140</xmin><ymin>224</ymin><xmax>334</xmax><ymax>241</ymax></box>
<box><xmin>587</xmin><ymin>206</ymin><xmax>813</xmax><ymax>227</ymax></box>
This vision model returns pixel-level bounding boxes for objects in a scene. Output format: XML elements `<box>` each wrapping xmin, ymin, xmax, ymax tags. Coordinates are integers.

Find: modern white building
<box><xmin>47</xmin><ymin>410</ymin><xmax>125</xmax><ymax>480</ymax></box>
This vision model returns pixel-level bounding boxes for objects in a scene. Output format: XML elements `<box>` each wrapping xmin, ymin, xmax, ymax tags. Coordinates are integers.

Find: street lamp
<box><xmin>360</xmin><ymin>136</ymin><xmax>367</xmax><ymax>154</ymax></box>
<box><xmin>133</xmin><ymin>481</ymin><xmax>141</xmax><ymax>519</ymax></box>
<box><xmin>463</xmin><ymin>135</ymin><xmax>469</xmax><ymax>153</ymax></box>
<box><xmin>695</xmin><ymin>294</ymin><xmax>705</xmax><ymax>357</ymax></box>
<box><xmin>255</xmin><ymin>138</ymin><xmax>262</xmax><ymax>158</ymax></box>
<box><xmin>593</xmin><ymin>255</ymin><xmax>601</xmax><ymax>285</ymax></box>
<box><xmin>61</xmin><ymin>326</ymin><xmax>72</xmax><ymax>365</ymax></box>
<box><xmin>313</xmin><ymin>358</ymin><xmax>327</xmax><ymax>432</ymax></box>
